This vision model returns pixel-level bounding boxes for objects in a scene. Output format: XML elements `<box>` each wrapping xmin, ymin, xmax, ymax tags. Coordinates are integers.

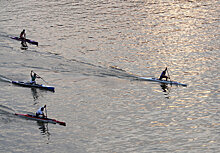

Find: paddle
<box><xmin>44</xmin><ymin>105</ymin><xmax>47</xmax><ymax>118</ymax></box>
<box><xmin>37</xmin><ymin>75</ymin><xmax>48</xmax><ymax>84</ymax></box>
<box><xmin>33</xmin><ymin>71</ymin><xmax>49</xmax><ymax>84</ymax></box>
<box><xmin>166</xmin><ymin>68</ymin><xmax>172</xmax><ymax>85</ymax></box>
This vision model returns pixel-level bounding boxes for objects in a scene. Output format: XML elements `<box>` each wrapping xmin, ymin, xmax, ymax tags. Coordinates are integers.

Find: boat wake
<box><xmin>0</xmin><ymin>105</ymin><xmax>16</xmax><ymax>124</ymax></box>
<box><xmin>0</xmin><ymin>75</ymin><xmax>12</xmax><ymax>83</ymax></box>
<box><xmin>0</xmin><ymin>104</ymin><xmax>15</xmax><ymax>114</ymax></box>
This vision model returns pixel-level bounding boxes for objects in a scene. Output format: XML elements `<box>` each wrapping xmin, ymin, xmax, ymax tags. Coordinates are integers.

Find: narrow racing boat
<box><xmin>137</xmin><ymin>77</ymin><xmax>187</xmax><ymax>86</ymax></box>
<box><xmin>12</xmin><ymin>81</ymin><xmax>55</xmax><ymax>92</ymax></box>
<box><xmin>15</xmin><ymin>113</ymin><xmax>66</xmax><ymax>126</ymax></box>
<box><xmin>10</xmin><ymin>36</ymin><xmax>38</xmax><ymax>46</ymax></box>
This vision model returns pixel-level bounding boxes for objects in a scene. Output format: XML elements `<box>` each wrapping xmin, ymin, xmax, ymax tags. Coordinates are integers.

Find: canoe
<box><xmin>15</xmin><ymin>113</ymin><xmax>66</xmax><ymax>126</ymax></box>
<box><xmin>10</xmin><ymin>36</ymin><xmax>38</xmax><ymax>46</ymax></box>
<box><xmin>138</xmin><ymin>77</ymin><xmax>187</xmax><ymax>86</ymax></box>
<box><xmin>12</xmin><ymin>81</ymin><xmax>55</xmax><ymax>92</ymax></box>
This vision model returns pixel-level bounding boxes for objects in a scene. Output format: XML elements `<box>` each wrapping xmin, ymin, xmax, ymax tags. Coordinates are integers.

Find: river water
<box><xmin>0</xmin><ymin>0</ymin><xmax>219</xmax><ymax>152</ymax></box>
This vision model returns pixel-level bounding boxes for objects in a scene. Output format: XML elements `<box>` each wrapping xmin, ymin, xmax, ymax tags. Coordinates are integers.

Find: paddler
<box><xmin>30</xmin><ymin>70</ymin><xmax>40</xmax><ymax>84</ymax></box>
<box><xmin>20</xmin><ymin>29</ymin><xmax>27</xmax><ymax>47</ymax></box>
<box><xmin>20</xmin><ymin>29</ymin><xmax>26</xmax><ymax>39</ymax></box>
<box><xmin>159</xmin><ymin>67</ymin><xmax>169</xmax><ymax>81</ymax></box>
<box><xmin>36</xmin><ymin>105</ymin><xmax>47</xmax><ymax>118</ymax></box>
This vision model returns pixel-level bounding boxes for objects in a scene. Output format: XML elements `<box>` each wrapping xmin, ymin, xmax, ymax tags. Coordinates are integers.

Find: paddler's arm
<box><xmin>30</xmin><ymin>70</ymin><xmax>33</xmax><ymax>77</ymax></box>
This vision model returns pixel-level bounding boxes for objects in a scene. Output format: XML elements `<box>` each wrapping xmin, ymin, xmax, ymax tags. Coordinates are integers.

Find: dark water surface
<box><xmin>0</xmin><ymin>0</ymin><xmax>219</xmax><ymax>152</ymax></box>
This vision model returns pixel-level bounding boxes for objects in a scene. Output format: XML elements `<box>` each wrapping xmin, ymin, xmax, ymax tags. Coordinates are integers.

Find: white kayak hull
<box><xmin>138</xmin><ymin>77</ymin><xmax>187</xmax><ymax>86</ymax></box>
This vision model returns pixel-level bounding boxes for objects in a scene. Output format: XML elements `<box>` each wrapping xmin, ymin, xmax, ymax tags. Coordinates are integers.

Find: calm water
<box><xmin>0</xmin><ymin>0</ymin><xmax>219</xmax><ymax>152</ymax></box>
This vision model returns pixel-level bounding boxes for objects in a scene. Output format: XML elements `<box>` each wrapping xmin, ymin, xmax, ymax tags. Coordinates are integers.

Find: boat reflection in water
<box><xmin>37</xmin><ymin>121</ymin><xmax>51</xmax><ymax>142</ymax></box>
<box><xmin>31</xmin><ymin>88</ymin><xmax>52</xmax><ymax>105</ymax></box>
<box><xmin>160</xmin><ymin>84</ymin><xmax>171</xmax><ymax>99</ymax></box>
<box><xmin>31</xmin><ymin>88</ymin><xmax>39</xmax><ymax>103</ymax></box>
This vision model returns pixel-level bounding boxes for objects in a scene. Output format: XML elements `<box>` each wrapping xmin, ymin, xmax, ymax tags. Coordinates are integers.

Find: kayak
<box><xmin>12</xmin><ymin>81</ymin><xmax>55</xmax><ymax>92</ymax></box>
<box><xmin>15</xmin><ymin>113</ymin><xmax>66</xmax><ymax>126</ymax></box>
<box><xmin>10</xmin><ymin>36</ymin><xmax>38</xmax><ymax>46</ymax></box>
<box><xmin>137</xmin><ymin>77</ymin><xmax>187</xmax><ymax>86</ymax></box>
